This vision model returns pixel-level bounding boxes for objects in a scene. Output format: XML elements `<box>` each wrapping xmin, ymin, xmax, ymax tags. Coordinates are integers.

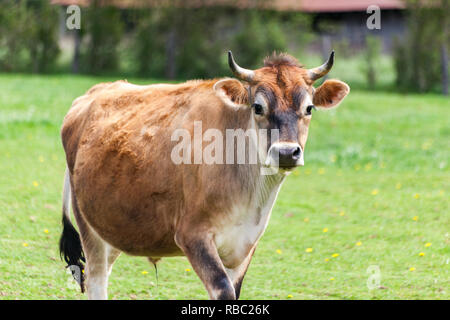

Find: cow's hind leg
<box><xmin>79</xmin><ymin>223</ymin><xmax>120</xmax><ymax>299</ymax></box>
<box><xmin>72</xmin><ymin>201</ymin><xmax>120</xmax><ymax>299</ymax></box>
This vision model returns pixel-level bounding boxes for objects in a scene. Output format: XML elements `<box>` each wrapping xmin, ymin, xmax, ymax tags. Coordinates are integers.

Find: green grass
<box><xmin>0</xmin><ymin>74</ymin><xmax>448</xmax><ymax>300</ymax></box>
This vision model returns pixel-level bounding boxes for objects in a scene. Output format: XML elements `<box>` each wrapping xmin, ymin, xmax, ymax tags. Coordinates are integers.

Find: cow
<box><xmin>59</xmin><ymin>51</ymin><xmax>349</xmax><ymax>300</ymax></box>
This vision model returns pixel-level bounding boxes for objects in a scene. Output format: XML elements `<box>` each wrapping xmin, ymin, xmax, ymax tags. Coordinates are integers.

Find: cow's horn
<box><xmin>308</xmin><ymin>51</ymin><xmax>335</xmax><ymax>81</ymax></box>
<box><xmin>228</xmin><ymin>51</ymin><xmax>255</xmax><ymax>82</ymax></box>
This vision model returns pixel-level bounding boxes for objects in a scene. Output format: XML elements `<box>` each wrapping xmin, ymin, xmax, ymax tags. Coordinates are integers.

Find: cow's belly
<box><xmin>76</xmin><ymin>198</ymin><xmax>183</xmax><ymax>257</ymax></box>
<box><xmin>72</xmin><ymin>149</ymin><xmax>184</xmax><ymax>257</ymax></box>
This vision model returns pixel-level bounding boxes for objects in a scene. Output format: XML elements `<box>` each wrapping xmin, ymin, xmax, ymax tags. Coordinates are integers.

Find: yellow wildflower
<box><xmin>356</xmin><ymin>241</ymin><xmax>362</xmax><ymax>246</ymax></box>
<box><xmin>409</xmin><ymin>267</ymin><xmax>416</xmax><ymax>272</ymax></box>
<box><xmin>419</xmin><ymin>252</ymin><xmax>425</xmax><ymax>257</ymax></box>
<box><xmin>331</xmin><ymin>253</ymin><xmax>339</xmax><ymax>258</ymax></box>
<box><xmin>276</xmin><ymin>249</ymin><xmax>282</xmax><ymax>254</ymax></box>
<box><xmin>412</xmin><ymin>216</ymin><xmax>419</xmax><ymax>221</ymax></box>
<box><xmin>371</xmin><ymin>189</ymin><xmax>379</xmax><ymax>196</ymax></box>
<box><xmin>425</xmin><ymin>243</ymin><xmax>432</xmax><ymax>247</ymax></box>
<box><xmin>322</xmin><ymin>228</ymin><xmax>328</xmax><ymax>233</ymax></box>
<box><xmin>305</xmin><ymin>248</ymin><xmax>313</xmax><ymax>253</ymax></box>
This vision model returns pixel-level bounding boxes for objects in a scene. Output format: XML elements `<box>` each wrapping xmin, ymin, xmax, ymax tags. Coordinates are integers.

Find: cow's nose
<box><xmin>269</xmin><ymin>143</ymin><xmax>303</xmax><ymax>168</ymax></box>
<box><xmin>278</xmin><ymin>145</ymin><xmax>301</xmax><ymax>167</ymax></box>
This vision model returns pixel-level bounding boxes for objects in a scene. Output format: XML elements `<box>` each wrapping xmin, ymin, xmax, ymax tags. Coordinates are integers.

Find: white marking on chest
<box><xmin>214</xmin><ymin>175</ymin><xmax>284</xmax><ymax>268</ymax></box>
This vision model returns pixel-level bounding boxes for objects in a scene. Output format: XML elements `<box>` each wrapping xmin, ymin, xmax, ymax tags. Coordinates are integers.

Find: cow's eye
<box><xmin>252</xmin><ymin>103</ymin><xmax>264</xmax><ymax>115</ymax></box>
<box><xmin>306</xmin><ymin>105</ymin><xmax>316</xmax><ymax>115</ymax></box>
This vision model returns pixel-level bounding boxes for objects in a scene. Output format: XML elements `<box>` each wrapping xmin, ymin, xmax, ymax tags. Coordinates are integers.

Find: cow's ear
<box><xmin>313</xmin><ymin>79</ymin><xmax>350</xmax><ymax>109</ymax></box>
<box><xmin>214</xmin><ymin>78</ymin><xmax>249</xmax><ymax>109</ymax></box>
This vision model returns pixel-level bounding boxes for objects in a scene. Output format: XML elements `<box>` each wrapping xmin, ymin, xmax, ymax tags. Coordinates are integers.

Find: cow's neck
<box><xmin>217</xmin><ymin>163</ymin><xmax>286</xmax><ymax>268</ymax></box>
<box><xmin>254</xmin><ymin>171</ymin><xmax>285</xmax><ymax>207</ymax></box>
<box><xmin>214</xmin><ymin>110</ymin><xmax>288</xmax><ymax>267</ymax></box>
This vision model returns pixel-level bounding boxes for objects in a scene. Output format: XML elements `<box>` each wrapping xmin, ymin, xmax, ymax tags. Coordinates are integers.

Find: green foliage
<box><xmin>80</xmin><ymin>3</ymin><xmax>123</xmax><ymax>74</ymax></box>
<box><xmin>130</xmin><ymin>7</ymin><xmax>307</xmax><ymax>79</ymax></box>
<box><xmin>132</xmin><ymin>10</ymin><xmax>166</xmax><ymax>77</ymax></box>
<box><xmin>131</xmin><ymin>7</ymin><xmax>227</xmax><ymax>79</ymax></box>
<box><xmin>0</xmin><ymin>0</ymin><xmax>60</xmax><ymax>73</ymax></box>
<box><xmin>361</xmin><ymin>36</ymin><xmax>381</xmax><ymax>90</ymax></box>
<box><xmin>231</xmin><ymin>11</ymin><xmax>288</xmax><ymax>69</ymax></box>
<box><xmin>0</xmin><ymin>2</ymin><xmax>311</xmax><ymax>79</ymax></box>
<box><xmin>174</xmin><ymin>8</ymin><xmax>227</xmax><ymax>79</ymax></box>
<box><xmin>393</xmin><ymin>2</ymin><xmax>447</xmax><ymax>92</ymax></box>
<box><xmin>333</xmin><ymin>38</ymin><xmax>352</xmax><ymax>59</ymax></box>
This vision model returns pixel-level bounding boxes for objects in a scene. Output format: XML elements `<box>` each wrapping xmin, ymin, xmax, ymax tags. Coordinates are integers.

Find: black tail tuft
<box><xmin>59</xmin><ymin>214</ymin><xmax>86</xmax><ymax>293</ymax></box>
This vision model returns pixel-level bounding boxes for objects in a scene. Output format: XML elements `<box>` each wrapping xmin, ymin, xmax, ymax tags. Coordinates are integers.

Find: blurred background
<box><xmin>0</xmin><ymin>0</ymin><xmax>448</xmax><ymax>93</ymax></box>
<box><xmin>0</xmin><ymin>0</ymin><xmax>448</xmax><ymax>299</ymax></box>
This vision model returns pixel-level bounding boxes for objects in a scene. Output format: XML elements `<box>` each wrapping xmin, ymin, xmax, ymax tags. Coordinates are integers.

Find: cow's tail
<box><xmin>59</xmin><ymin>168</ymin><xmax>86</xmax><ymax>293</ymax></box>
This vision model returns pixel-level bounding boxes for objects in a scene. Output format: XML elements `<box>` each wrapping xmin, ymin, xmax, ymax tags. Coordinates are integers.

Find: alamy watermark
<box><xmin>366</xmin><ymin>265</ymin><xmax>381</xmax><ymax>290</ymax></box>
<box><xmin>169</xmin><ymin>122</ymin><xmax>281</xmax><ymax>175</ymax></box>
<box><xmin>366</xmin><ymin>5</ymin><xmax>381</xmax><ymax>30</ymax></box>
<box><xmin>66</xmin><ymin>5</ymin><xmax>81</xmax><ymax>30</ymax></box>
<box><xmin>66</xmin><ymin>265</ymin><xmax>82</xmax><ymax>290</ymax></box>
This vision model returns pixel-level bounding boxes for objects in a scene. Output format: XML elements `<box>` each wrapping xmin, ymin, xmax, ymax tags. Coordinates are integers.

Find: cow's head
<box><xmin>214</xmin><ymin>51</ymin><xmax>349</xmax><ymax>170</ymax></box>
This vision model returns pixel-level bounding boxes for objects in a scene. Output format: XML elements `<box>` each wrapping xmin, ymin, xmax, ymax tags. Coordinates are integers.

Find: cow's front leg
<box><xmin>225</xmin><ymin>247</ymin><xmax>256</xmax><ymax>299</ymax></box>
<box><xmin>175</xmin><ymin>231</ymin><xmax>236</xmax><ymax>300</ymax></box>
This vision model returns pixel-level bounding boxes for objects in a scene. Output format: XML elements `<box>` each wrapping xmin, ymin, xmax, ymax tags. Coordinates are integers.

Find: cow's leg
<box><xmin>81</xmin><ymin>229</ymin><xmax>120</xmax><ymax>300</ymax></box>
<box><xmin>106</xmin><ymin>245</ymin><xmax>121</xmax><ymax>277</ymax></box>
<box><xmin>72</xmin><ymin>197</ymin><xmax>119</xmax><ymax>300</ymax></box>
<box><xmin>225</xmin><ymin>247</ymin><xmax>256</xmax><ymax>299</ymax></box>
<box><xmin>175</xmin><ymin>232</ymin><xmax>236</xmax><ymax>300</ymax></box>
<box><xmin>83</xmin><ymin>238</ymin><xmax>108</xmax><ymax>300</ymax></box>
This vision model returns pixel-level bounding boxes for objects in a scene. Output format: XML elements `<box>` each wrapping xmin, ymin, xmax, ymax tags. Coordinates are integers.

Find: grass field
<box><xmin>0</xmin><ymin>73</ymin><xmax>448</xmax><ymax>300</ymax></box>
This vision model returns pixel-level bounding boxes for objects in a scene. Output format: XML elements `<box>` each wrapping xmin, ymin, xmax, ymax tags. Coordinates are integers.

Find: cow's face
<box><xmin>214</xmin><ymin>51</ymin><xmax>349</xmax><ymax>170</ymax></box>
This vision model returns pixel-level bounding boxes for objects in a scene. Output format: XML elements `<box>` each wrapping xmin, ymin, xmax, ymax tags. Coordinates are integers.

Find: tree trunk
<box><xmin>72</xmin><ymin>29</ymin><xmax>81</xmax><ymax>74</ymax></box>
<box><xmin>165</xmin><ymin>29</ymin><xmax>176</xmax><ymax>80</ymax></box>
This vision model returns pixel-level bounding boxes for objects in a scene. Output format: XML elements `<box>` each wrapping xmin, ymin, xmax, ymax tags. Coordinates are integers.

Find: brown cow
<box><xmin>59</xmin><ymin>51</ymin><xmax>349</xmax><ymax>300</ymax></box>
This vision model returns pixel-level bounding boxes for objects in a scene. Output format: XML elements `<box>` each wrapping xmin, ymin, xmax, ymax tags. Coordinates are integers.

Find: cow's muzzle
<box><xmin>265</xmin><ymin>142</ymin><xmax>304</xmax><ymax>169</ymax></box>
